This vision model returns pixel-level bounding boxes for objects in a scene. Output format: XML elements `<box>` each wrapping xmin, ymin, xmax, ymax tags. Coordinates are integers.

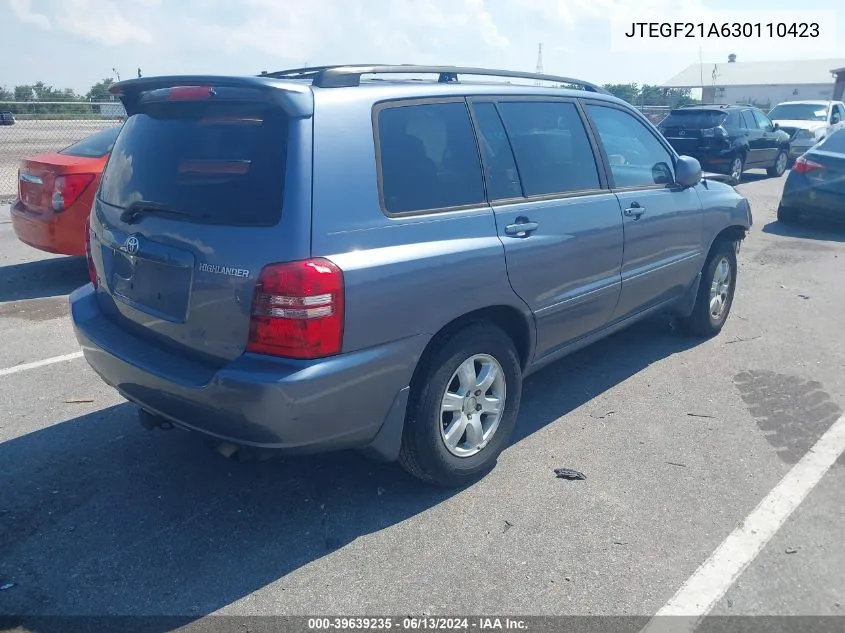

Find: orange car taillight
<box><xmin>246</xmin><ymin>258</ymin><xmax>344</xmax><ymax>359</ymax></box>
<box><xmin>84</xmin><ymin>215</ymin><xmax>98</xmax><ymax>288</ymax></box>
<box><xmin>51</xmin><ymin>174</ymin><xmax>96</xmax><ymax>212</ymax></box>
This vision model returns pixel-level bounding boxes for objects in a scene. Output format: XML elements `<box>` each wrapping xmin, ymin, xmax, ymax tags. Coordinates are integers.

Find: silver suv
<box><xmin>71</xmin><ymin>65</ymin><xmax>752</xmax><ymax>486</ymax></box>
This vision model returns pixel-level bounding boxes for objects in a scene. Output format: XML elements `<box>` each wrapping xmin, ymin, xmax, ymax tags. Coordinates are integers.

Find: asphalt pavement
<box><xmin>0</xmin><ymin>170</ymin><xmax>843</xmax><ymax>630</ymax></box>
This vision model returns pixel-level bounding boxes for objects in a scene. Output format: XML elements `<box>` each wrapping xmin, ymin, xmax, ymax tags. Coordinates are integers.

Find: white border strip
<box><xmin>641</xmin><ymin>414</ymin><xmax>845</xmax><ymax>632</ymax></box>
<box><xmin>0</xmin><ymin>351</ymin><xmax>84</xmax><ymax>377</ymax></box>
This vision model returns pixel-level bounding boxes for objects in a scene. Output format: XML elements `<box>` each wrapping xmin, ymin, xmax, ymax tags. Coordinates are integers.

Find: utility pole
<box><xmin>112</xmin><ymin>67</ymin><xmax>121</xmax><ymax>81</ymax></box>
<box><xmin>535</xmin><ymin>42</ymin><xmax>543</xmax><ymax>85</ymax></box>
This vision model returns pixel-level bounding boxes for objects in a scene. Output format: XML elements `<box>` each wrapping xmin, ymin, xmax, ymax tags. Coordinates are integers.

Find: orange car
<box><xmin>12</xmin><ymin>125</ymin><xmax>121</xmax><ymax>256</ymax></box>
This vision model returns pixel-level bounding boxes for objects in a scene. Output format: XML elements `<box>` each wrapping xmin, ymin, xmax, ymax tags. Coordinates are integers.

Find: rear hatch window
<box><xmin>99</xmin><ymin>101</ymin><xmax>288</xmax><ymax>227</ymax></box>
<box><xmin>59</xmin><ymin>126</ymin><xmax>121</xmax><ymax>158</ymax></box>
<box><xmin>661</xmin><ymin>110</ymin><xmax>727</xmax><ymax>129</ymax></box>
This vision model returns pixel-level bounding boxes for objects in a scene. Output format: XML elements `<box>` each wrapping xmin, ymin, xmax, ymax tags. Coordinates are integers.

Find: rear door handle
<box><xmin>624</xmin><ymin>203</ymin><xmax>646</xmax><ymax>219</ymax></box>
<box><xmin>504</xmin><ymin>217</ymin><xmax>539</xmax><ymax>237</ymax></box>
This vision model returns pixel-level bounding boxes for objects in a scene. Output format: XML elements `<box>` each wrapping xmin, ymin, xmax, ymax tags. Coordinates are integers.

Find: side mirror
<box><xmin>773</xmin><ymin>122</ymin><xmax>780</xmax><ymax>130</ymax></box>
<box><xmin>833</xmin><ymin>114</ymin><xmax>842</xmax><ymax>124</ymax></box>
<box><xmin>675</xmin><ymin>155</ymin><xmax>702</xmax><ymax>187</ymax></box>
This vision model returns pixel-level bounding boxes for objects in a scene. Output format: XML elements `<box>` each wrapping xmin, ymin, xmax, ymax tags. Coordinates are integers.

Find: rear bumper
<box><xmin>683</xmin><ymin>149</ymin><xmax>737</xmax><ymax>173</ymax></box>
<box><xmin>10</xmin><ymin>198</ymin><xmax>87</xmax><ymax>256</ymax></box>
<box><xmin>70</xmin><ymin>284</ymin><xmax>429</xmax><ymax>457</ymax></box>
<box><xmin>781</xmin><ymin>176</ymin><xmax>845</xmax><ymax>217</ymax></box>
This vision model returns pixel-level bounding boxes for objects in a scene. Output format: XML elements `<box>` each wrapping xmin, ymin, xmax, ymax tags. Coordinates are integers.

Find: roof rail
<box><xmin>259</xmin><ymin>64</ymin><xmax>610</xmax><ymax>94</ymax></box>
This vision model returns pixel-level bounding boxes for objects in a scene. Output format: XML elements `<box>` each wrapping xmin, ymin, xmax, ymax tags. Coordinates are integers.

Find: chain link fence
<box><xmin>0</xmin><ymin>101</ymin><xmax>125</xmax><ymax>201</ymax></box>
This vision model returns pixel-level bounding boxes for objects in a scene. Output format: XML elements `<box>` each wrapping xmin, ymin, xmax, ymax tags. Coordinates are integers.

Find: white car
<box><xmin>768</xmin><ymin>100</ymin><xmax>845</xmax><ymax>161</ymax></box>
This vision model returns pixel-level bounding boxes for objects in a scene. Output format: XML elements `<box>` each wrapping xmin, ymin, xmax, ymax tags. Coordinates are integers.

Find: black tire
<box><xmin>399</xmin><ymin>323</ymin><xmax>522</xmax><ymax>487</ymax></box>
<box><xmin>767</xmin><ymin>149</ymin><xmax>788</xmax><ymax>177</ymax></box>
<box><xmin>777</xmin><ymin>203</ymin><xmax>799</xmax><ymax>224</ymax></box>
<box><xmin>728</xmin><ymin>155</ymin><xmax>744</xmax><ymax>186</ymax></box>
<box><xmin>679</xmin><ymin>241</ymin><xmax>738</xmax><ymax>338</ymax></box>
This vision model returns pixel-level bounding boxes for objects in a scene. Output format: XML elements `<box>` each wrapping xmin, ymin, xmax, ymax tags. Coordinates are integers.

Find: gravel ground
<box><xmin>0</xmin><ymin>169</ymin><xmax>843</xmax><ymax>631</ymax></box>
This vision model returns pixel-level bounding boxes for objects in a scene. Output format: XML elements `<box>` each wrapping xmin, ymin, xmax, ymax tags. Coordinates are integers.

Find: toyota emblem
<box><xmin>121</xmin><ymin>236</ymin><xmax>140</xmax><ymax>255</ymax></box>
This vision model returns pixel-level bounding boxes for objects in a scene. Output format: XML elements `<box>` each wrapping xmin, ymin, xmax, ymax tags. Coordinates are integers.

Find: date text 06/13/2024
<box><xmin>306</xmin><ymin>617</ymin><xmax>529</xmax><ymax>630</ymax></box>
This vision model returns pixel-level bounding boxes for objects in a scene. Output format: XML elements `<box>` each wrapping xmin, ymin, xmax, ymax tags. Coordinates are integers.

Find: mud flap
<box><xmin>673</xmin><ymin>271</ymin><xmax>702</xmax><ymax>319</ymax></box>
<box><xmin>358</xmin><ymin>386</ymin><xmax>410</xmax><ymax>462</ymax></box>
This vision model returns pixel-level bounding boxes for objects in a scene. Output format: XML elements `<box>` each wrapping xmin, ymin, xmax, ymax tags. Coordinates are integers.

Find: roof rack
<box><xmin>259</xmin><ymin>64</ymin><xmax>610</xmax><ymax>94</ymax></box>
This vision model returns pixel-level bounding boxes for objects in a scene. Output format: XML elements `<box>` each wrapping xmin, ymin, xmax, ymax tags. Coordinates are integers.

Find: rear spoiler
<box><xmin>109</xmin><ymin>75</ymin><xmax>314</xmax><ymax>118</ymax></box>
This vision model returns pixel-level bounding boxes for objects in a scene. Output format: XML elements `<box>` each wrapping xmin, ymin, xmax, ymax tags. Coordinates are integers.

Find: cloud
<box><xmin>7</xmin><ymin>0</ymin><xmax>152</xmax><ymax>45</ymax></box>
<box><xmin>174</xmin><ymin>0</ymin><xmax>509</xmax><ymax>66</ymax></box>
<box><xmin>8</xmin><ymin>0</ymin><xmax>51</xmax><ymax>29</ymax></box>
<box><xmin>57</xmin><ymin>0</ymin><xmax>153</xmax><ymax>45</ymax></box>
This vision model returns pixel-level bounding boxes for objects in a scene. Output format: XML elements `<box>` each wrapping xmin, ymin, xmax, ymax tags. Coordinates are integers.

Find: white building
<box><xmin>661</xmin><ymin>56</ymin><xmax>845</xmax><ymax>110</ymax></box>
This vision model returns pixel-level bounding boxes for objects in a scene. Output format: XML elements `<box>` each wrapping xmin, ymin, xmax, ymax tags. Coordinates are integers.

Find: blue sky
<box><xmin>2</xmin><ymin>0</ymin><xmax>843</xmax><ymax>94</ymax></box>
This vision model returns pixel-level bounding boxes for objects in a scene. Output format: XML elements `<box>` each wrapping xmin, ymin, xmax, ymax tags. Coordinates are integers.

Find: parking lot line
<box><xmin>641</xmin><ymin>414</ymin><xmax>845</xmax><ymax>631</ymax></box>
<box><xmin>0</xmin><ymin>351</ymin><xmax>84</xmax><ymax>377</ymax></box>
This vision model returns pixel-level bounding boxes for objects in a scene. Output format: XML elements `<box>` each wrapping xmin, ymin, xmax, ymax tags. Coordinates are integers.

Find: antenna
<box><xmin>535</xmin><ymin>42</ymin><xmax>543</xmax><ymax>86</ymax></box>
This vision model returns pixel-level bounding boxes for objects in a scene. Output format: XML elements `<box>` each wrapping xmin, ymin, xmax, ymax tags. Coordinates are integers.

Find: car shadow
<box><xmin>0</xmin><ymin>257</ymin><xmax>88</xmax><ymax>302</ymax></box>
<box><xmin>738</xmin><ymin>171</ymin><xmax>778</xmax><ymax>184</ymax></box>
<box><xmin>0</xmin><ymin>316</ymin><xmax>698</xmax><ymax>630</ymax></box>
<box><xmin>762</xmin><ymin>217</ymin><xmax>845</xmax><ymax>243</ymax></box>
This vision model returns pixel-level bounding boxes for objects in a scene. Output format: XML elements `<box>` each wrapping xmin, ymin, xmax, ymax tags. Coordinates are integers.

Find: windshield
<box><xmin>59</xmin><ymin>126</ymin><xmax>121</xmax><ymax>158</ymax></box>
<box><xmin>768</xmin><ymin>104</ymin><xmax>828</xmax><ymax>121</ymax></box>
<box><xmin>98</xmin><ymin>100</ymin><xmax>288</xmax><ymax>227</ymax></box>
<box><xmin>660</xmin><ymin>110</ymin><xmax>726</xmax><ymax>129</ymax></box>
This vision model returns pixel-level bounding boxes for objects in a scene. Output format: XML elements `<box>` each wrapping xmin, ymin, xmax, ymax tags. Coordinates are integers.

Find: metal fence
<box><xmin>0</xmin><ymin>101</ymin><xmax>125</xmax><ymax>200</ymax></box>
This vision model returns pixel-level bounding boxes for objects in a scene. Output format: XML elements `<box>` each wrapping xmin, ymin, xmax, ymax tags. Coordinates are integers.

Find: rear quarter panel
<box><xmin>309</xmin><ymin>89</ymin><xmax>534</xmax><ymax>356</ymax></box>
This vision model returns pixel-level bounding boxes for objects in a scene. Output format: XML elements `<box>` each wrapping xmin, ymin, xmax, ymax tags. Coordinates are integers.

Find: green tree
<box><xmin>0</xmin><ymin>86</ymin><xmax>11</xmax><ymax>101</ymax></box>
<box><xmin>86</xmin><ymin>78</ymin><xmax>116</xmax><ymax>102</ymax></box>
<box><xmin>602</xmin><ymin>83</ymin><xmax>640</xmax><ymax>104</ymax></box>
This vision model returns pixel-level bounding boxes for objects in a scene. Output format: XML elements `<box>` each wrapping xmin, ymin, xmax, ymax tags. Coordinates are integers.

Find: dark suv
<box><xmin>71</xmin><ymin>65</ymin><xmax>752</xmax><ymax>487</ymax></box>
<box><xmin>658</xmin><ymin>105</ymin><xmax>791</xmax><ymax>185</ymax></box>
<box><xmin>0</xmin><ymin>111</ymin><xmax>15</xmax><ymax>125</ymax></box>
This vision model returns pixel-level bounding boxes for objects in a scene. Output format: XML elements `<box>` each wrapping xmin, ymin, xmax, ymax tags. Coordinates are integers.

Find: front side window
<box><xmin>586</xmin><ymin>105</ymin><xmax>675</xmax><ymax>188</ymax></box>
<box><xmin>752</xmin><ymin>110</ymin><xmax>773</xmax><ymax>131</ymax></box>
<box><xmin>495</xmin><ymin>101</ymin><xmax>600</xmax><ymax>196</ymax></box>
<box><xmin>377</xmin><ymin>101</ymin><xmax>485</xmax><ymax>214</ymax></box>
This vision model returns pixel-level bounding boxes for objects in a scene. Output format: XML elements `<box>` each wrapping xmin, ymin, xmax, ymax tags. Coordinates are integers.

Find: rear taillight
<box><xmin>51</xmin><ymin>174</ymin><xmax>95</xmax><ymax>212</ymax></box>
<box><xmin>84</xmin><ymin>215</ymin><xmax>97</xmax><ymax>288</ymax></box>
<box><xmin>701</xmin><ymin>126</ymin><xmax>728</xmax><ymax>138</ymax></box>
<box><xmin>792</xmin><ymin>156</ymin><xmax>825</xmax><ymax>174</ymax></box>
<box><xmin>246</xmin><ymin>258</ymin><xmax>344</xmax><ymax>359</ymax></box>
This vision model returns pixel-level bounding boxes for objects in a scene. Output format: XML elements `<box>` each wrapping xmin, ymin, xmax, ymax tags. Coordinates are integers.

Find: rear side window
<box><xmin>496</xmin><ymin>101</ymin><xmax>600</xmax><ymax>196</ymax></box>
<box><xmin>60</xmin><ymin>126</ymin><xmax>121</xmax><ymax>158</ymax></box>
<box><xmin>739</xmin><ymin>111</ymin><xmax>753</xmax><ymax>129</ymax></box>
<box><xmin>99</xmin><ymin>101</ymin><xmax>288</xmax><ymax>227</ymax></box>
<box><xmin>724</xmin><ymin>111</ymin><xmax>741</xmax><ymax>130</ymax></box>
<box><xmin>377</xmin><ymin>101</ymin><xmax>484</xmax><ymax>214</ymax></box>
<box><xmin>817</xmin><ymin>129</ymin><xmax>845</xmax><ymax>153</ymax></box>
<box><xmin>661</xmin><ymin>110</ymin><xmax>726</xmax><ymax>129</ymax></box>
<box><xmin>472</xmin><ymin>102</ymin><xmax>522</xmax><ymax>200</ymax></box>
